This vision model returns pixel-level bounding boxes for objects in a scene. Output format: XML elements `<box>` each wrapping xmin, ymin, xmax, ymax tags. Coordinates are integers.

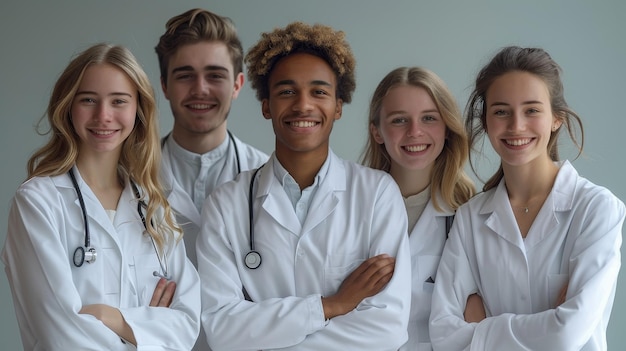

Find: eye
<box><xmin>493</xmin><ymin>109</ymin><xmax>509</xmax><ymax>117</ymax></box>
<box><xmin>112</xmin><ymin>99</ymin><xmax>128</xmax><ymax>105</ymax></box>
<box><xmin>526</xmin><ymin>107</ymin><xmax>540</xmax><ymax>114</ymax></box>
<box><xmin>313</xmin><ymin>89</ymin><xmax>329</xmax><ymax>96</ymax></box>
<box><xmin>174</xmin><ymin>73</ymin><xmax>192</xmax><ymax>81</ymax></box>
<box><xmin>390</xmin><ymin>116</ymin><xmax>408</xmax><ymax>124</ymax></box>
<box><xmin>79</xmin><ymin>97</ymin><xmax>96</xmax><ymax>104</ymax></box>
<box><xmin>422</xmin><ymin>114</ymin><xmax>438</xmax><ymax>122</ymax></box>
<box><xmin>278</xmin><ymin>89</ymin><xmax>295</xmax><ymax>96</ymax></box>
<box><xmin>208</xmin><ymin>73</ymin><xmax>226</xmax><ymax>81</ymax></box>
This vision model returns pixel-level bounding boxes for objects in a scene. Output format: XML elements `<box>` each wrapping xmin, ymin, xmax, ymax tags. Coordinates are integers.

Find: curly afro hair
<box><xmin>245</xmin><ymin>22</ymin><xmax>356</xmax><ymax>103</ymax></box>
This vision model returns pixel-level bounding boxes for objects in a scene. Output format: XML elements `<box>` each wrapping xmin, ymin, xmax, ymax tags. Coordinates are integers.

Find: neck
<box><xmin>75</xmin><ymin>153</ymin><xmax>122</xmax><ymax>191</ymax></box>
<box><xmin>503</xmin><ymin>157</ymin><xmax>558</xmax><ymax>206</ymax></box>
<box><xmin>275</xmin><ymin>147</ymin><xmax>328</xmax><ymax>190</ymax></box>
<box><xmin>389</xmin><ymin>164</ymin><xmax>432</xmax><ymax>197</ymax></box>
<box><xmin>171</xmin><ymin>123</ymin><xmax>227</xmax><ymax>154</ymax></box>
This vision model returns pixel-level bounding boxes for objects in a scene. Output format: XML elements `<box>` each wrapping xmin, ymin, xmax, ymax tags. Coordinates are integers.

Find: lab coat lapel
<box><xmin>302</xmin><ymin>153</ymin><xmax>343</xmax><ymax>234</ymax></box>
<box><xmin>161</xmin><ymin>143</ymin><xmax>202</xmax><ymax>227</ymax></box>
<box><xmin>258</xmin><ymin>158</ymin><xmax>301</xmax><ymax>235</ymax></box>
<box><xmin>68</xmin><ymin>168</ymin><xmax>118</xmax><ymax>236</ymax></box>
<box><xmin>482</xmin><ymin>181</ymin><xmax>525</xmax><ymax>249</ymax></box>
<box><xmin>524</xmin><ymin>161</ymin><xmax>576</xmax><ymax>249</ymax></box>
<box><xmin>409</xmin><ymin>195</ymin><xmax>453</xmax><ymax>253</ymax></box>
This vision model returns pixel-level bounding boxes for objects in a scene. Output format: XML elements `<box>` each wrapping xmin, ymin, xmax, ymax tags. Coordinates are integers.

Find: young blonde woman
<box><xmin>362</xmin><ymin>66</ymin><xmax>475</xmax><ymax>350</ymax></box>
<box><xmin>429</xmin><ymin>46</ymin><xmax>624</xmax><ymax>350</ymax></box>
<box><xmin>2</xmin><ymin>43</ymin><xmax>200</xmax><ymax>350</ymax></box>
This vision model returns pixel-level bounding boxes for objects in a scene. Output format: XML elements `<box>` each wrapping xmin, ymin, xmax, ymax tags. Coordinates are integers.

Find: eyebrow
<box><xmin>385</xmin><ymin>108</ymin><xmax>439</xmax><ymax>116</ymax></box>
<box><xmin>75</xmin><ymin>91</ymin><xmax>133</xmax><ymax>98</ymax></box>
<box><xmin>272</xmin><ymin>79</ymin><xmax>333</xmax><ymax>88</ymax></box>
<box><xmin>171</xmin><ymin>65</ymin><xmax>229</xmax><ymax>74</ymax></box>
<box><xmin>489</xmin><ymin>100</ymin><xmax>544</xmax><ymax>107</ymax></box>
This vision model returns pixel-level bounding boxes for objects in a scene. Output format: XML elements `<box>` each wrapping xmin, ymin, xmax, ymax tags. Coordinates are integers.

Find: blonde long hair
<box><xmin>361</xmin><ymin>66</ymin><xmax>474</xmax><ymax>211</ymax></box>
<box><xmin>27</xmin><ymin>43</ymin><xmax>180</xmax><ymax>251</ymax></box>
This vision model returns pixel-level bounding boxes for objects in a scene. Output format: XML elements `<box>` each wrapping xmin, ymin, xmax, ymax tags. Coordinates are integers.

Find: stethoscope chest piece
<box><xmin>73</xmin><ymin>246</ymin><xmax>96</xmax><ymax>267</ymax></box>
<box><xmin>244</xmin><ymin>250</ymin><xmax>262</xmax><ymax>269</ymax></box>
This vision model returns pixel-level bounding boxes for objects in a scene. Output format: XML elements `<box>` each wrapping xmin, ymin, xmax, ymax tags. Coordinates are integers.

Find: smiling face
<box><xmin>261</xmin><ymin>53</ymin><xmax>342</xmax><ymax>162</ymax></box>
<box><xmin>161</xmin><ymin>41</ymin><xmax>243</xmax><ymax>139</ymax></box>
<box><xmin>70</xmin><ymin>63</ymin><xmax>137</xmax><ymax>158</ymax></box>
<box><xmin>372</xmin><ymin>85</ymin><xmax>446</xmax><ymax>177</ymax></box>
<box><xmin>485</xmin><ymin>71</ymin><xmax>562</xmax><ymax>169</ymax></box>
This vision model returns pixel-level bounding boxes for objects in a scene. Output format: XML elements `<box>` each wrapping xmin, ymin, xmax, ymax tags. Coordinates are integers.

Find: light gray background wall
<box><xmin>1</xmin><ymin>0</ymin><xmax>624</xmax><ymax>349</ymax></box>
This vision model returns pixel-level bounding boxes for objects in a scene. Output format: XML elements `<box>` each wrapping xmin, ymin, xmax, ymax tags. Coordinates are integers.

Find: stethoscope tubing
<box><xmin>69</xmin><ymin>168</ymin><xmax>169</xmax><ymax>279</ymax></box>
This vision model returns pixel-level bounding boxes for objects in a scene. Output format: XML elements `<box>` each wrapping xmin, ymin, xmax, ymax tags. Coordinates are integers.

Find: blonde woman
<box><xmin>2</xmin><ymin>43</ymin><xmax>200</xmax><ymax>350</ymax></box>
<box><xmin>362</xmin><ymin>66</ymin><xmax>475</xmax><ymax>350</ymax></box>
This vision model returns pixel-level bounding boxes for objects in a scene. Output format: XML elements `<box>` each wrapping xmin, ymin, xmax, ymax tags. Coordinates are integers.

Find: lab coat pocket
<box><xmin>548</xmin><ymin>273</ymin><xmax>569</xmax><ymax>308</ymax></box>
<box><xmin>411</xmin><ymin>255</ymin><xmax>441</xmax><ymax>324</ymax></box>
<box><xmin>323</xmin><ymin>254</ymin><xmax>365</xmax><ymax>297</ymax></box>
<box><xmin>133</xmin><ymin>254</ymin><xmax>161</xmax><ymax>306</ymax></box>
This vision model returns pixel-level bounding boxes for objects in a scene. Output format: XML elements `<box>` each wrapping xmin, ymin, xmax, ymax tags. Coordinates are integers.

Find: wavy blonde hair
<box><xmin>361</xmin><ymin>67</ymin><xmax>475</xmax><ymax>211</ymax></box>
<box><xmin>27</xmin><ymin>43</ymin><xmax>180</xmax><ymax>252</ymax></box>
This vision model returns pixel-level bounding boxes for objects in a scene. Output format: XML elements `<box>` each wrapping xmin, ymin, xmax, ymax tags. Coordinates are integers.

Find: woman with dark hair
<box><xmin>429</xmin><ymin>46</ymin><xmax>624</xmax><ymax>350</ymax></box>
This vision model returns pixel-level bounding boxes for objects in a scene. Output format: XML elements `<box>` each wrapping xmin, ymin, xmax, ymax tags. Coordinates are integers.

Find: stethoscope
<box><xmin>244</xmin><ymin>164</ymin><xmax>265</xmax><ymax>269</ymax></box>
<box><xmin>161</xmin><ymin>130</ymin><xmax>241</xmax><ymax>174</ymax></box>
<box><xmin>69</xmin><ymin>168</ymin><xmax>169</xmax><ymax>280</ymax></box>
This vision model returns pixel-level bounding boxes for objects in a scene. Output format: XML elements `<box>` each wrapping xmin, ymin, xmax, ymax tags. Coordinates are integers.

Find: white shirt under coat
<box><xmin>429</xmin><ymin>161</ymin><xmax>624</xmax><ymax>350</ymax></box>
<box><xmin>401</xmin><ymin>191</ymin><xmax>454</xmax><ymax>351</ymax></box>
<box><xmin>2</xmin><ymin>167</ymin><xmax>201</xmax><ymax>350</ymax></box>
<box><xmin>196</xmin><ymin>150</ymin><xmax>411</xmax><ymax>351</ymax></box>
<box><xmin>160</xmin><ymin>132</ymin><xmax>268</xmax><ymax>267</ymax></box>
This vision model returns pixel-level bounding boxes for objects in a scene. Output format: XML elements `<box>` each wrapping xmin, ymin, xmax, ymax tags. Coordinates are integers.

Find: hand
<box><xmin>464</xmin><ymin>293</ymin><xmax>486</xmax><ymax>323</ymax></box>
<box><xmin>79</xmin><ymin>304</ymin><xmax>137</xmax><ymax>345</ymax></box>
<box><xmin>555</xmin><ymin>281</ymin><xmax>568</xmax><ymax>307</ymax></box>
<box><xmin>150</xmin><ymin>277</ymin><xmax>177</xmax><ymax>307</ymax></box>
<box><xmin>322</xmin><ymin>254</ymin><xmax>395</xmax><ymax>319</ymax></box>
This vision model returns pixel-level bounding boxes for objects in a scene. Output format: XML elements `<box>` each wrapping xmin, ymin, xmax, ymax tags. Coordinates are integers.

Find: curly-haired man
<box><xmin>197</xmin><ymin>21</ymin><xmax>411</xmax><ymax>350</ymax></box>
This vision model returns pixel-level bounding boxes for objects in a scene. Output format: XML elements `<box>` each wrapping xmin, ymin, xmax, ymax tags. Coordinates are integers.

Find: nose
<box><xmin>407</xmin><ymin>120</ymin><xmax>424</xmax><ymax>137</ymax></box>
<box><xmin>292</xmin><ymin>93</ymin><xmax>314</xmax><ymax>114</ymax></box>
<box><xmin>507</xmin><ymin>110</ymin><xmax>526</xmax><ymax>132</ymax></box>
<box><xmin>94</xmin><ymin>103</ymin><xmax>112</xmax><ymax>122</ymax></box>
<box><xmin>191</xmin><ymin>76</ymin><xmax>209</xmax><ymax>96</ymax></box>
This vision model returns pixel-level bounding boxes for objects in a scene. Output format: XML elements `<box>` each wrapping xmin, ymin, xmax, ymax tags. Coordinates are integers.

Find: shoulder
<box><xmin>561</xmin><ymin>162</ymin><xmax>625</xmax><ymax>215</ymax></box>
<box><xmin>231</xmin><ymin>133</ymin><xmax>269</xmax><ymax>167</ymax></box>
<box><xmin>332</xmin><ymin>154</ymin><xmax>401</xmax><ymax>200</ymax></box>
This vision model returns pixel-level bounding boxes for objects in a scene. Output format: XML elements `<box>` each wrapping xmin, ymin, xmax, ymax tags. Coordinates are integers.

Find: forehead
<box><xmin>167</xmin><ymin>41</ymin><xmax>233</xmax><ymax>73</ymax></box>
<box><xmin>382</xmin><ymin>85</ymin><xmax>435</xmax><ymax>109</ymax></box>
<box><xmin>268</xmin><ymin>53</ymin><xmax>337</xmax><ymax>86</ymax></box>
<box><xmin>78</xmin><ymin>63</ymin><xmax>135</xmax><ymax>92</ymax></box>
<box><xmin>487</xmin><ymin>71</ymin><xmax>550</xmax><ymax>103</ymax></box>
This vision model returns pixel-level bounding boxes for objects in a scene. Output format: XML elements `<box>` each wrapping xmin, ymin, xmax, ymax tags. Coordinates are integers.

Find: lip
<box><xmin>88</xmin><ymin>128</ymin><xmax>119</xmax><ymax>137</ymax></box>
<box><xmin>501</xmin><ymin>137</ymin><xmax>534</xmax><ymax>149</ymax></box>
<box><xmin>184</xmin><ymin>100</ymin><xmax>217</xmax><ymax>112</ymax></box>
<box><xmin>284</xmin><ymin>119</ymin><xmax>321</xmax><ymax>130</ymax></box>
<box><xmin>402</xmin><ymin>143</ymin><xmax>429</xmax><ymax>153</ymax></box>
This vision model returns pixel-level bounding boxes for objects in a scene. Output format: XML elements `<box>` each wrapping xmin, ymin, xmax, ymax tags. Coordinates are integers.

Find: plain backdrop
<box><xmin>1</xmin><ymin>1</ymin><xmax>624</xmax><ymax>349</ymax></box>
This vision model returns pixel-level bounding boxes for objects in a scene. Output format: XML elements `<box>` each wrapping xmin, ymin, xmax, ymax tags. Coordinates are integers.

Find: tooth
<box><xmin>405</xmin><ymin>145</ymin><xmax>426</xmax><ymax>152</ymax></box>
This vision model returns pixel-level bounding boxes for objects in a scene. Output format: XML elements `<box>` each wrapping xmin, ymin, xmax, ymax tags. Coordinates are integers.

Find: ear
<box><xmin>261</xmin><ymin>99</ymin><xmax>271</xmax><ymax>120</ymax></box>
<box><xmin>370</xmin><ymin>123</ymin><xmax>384</xmax><ymax>144</ymax></box>
<box><xmin>334</xmin><ymin>99</ymin><xmax>343</xmax><ymax>121</ymax></box>
<box><xmin>160</xmin><ymin>76</ymin><xmax>169</xmax><ymax>100</ymax></box>
<box><xmin>232</xmin><ymin>72</ymin><xmax>244</xmax><ymax>99</ymax></box>
<box><xmin>552</xmin><ymin>111</ymin><xmax>565</xmax><ymax>131</ymax></box>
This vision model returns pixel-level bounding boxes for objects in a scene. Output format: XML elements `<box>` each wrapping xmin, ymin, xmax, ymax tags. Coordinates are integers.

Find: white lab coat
<box><xmin>429</xmin><ymin>161</ymin><xmax>624</xmax><ymax>351</ymax></box>
<box><xmin>401</xmin><ymin>194</ymin><xmax>453</xmax><ymax>351</ymax></box>
<box><xmin>2</xmin><ymin>167</ymin><xmax>201</xmax><ymax>351</ymax></box>
<box><xmin>197</xmin><ymin>151</ymin><xmax>411</xmax><ymax>351</ymax></box>
<box><xmin>160</xmin><ymin>133</ymin><xmax>268</xmax><ymax>267</ymax></box>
